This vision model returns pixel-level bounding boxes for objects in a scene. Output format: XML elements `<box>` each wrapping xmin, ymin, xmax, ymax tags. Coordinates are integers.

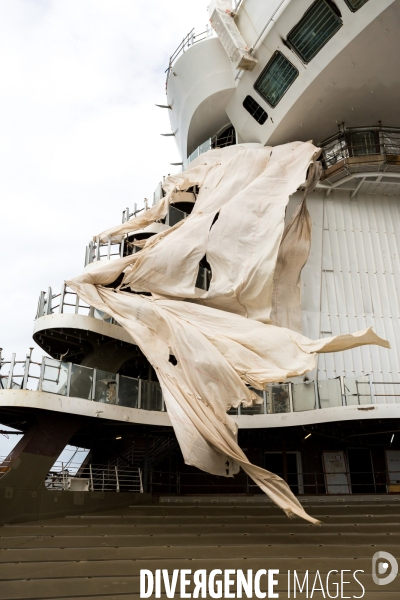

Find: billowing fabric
<box><xmin>271</xmin><ymin>161</ymin><xmax>322</xmax><ymax>332</ymax></box>
<box><xmin>119</xmin><ymin>142</ymin><xmax>319</xmax><ymax>323</ymax></box>
<box><xmin>96</xmin><ymin>150</ymin><xmax>226</xmax><ymax>244</ymax></box>
<box><xmin>68</xmin><ymin>143</ymin><xmax>390</xmax><ymax>524</ymax></box>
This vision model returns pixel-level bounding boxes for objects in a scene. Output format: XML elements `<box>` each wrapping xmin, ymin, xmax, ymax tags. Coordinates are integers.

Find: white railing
<box><xmin>45</xmin><ymin>461</ymin><xmax>142</xmax><ymax>493</ymax></box>
<box><xmin>182</xmin><ymin>127</ymin><xmax>236</xmax><ymax>171</ymax></box>
<box><xmin>2</xmin><ymin>350</ymin><xmax>400</xmax><ymax>416</ymax></box>
<box><xmin>0</xmin><ymin>352</ymin><xmax>165</xmax><ymax>413</ymax></box>
<box><xmin>182</xmin><ymin>139</ymin><xmax>212</xmax><ymax>171</ymax></box>
<box><xmin>166</xmin><ymin>26</ymin><xmax>215</xmax><ymax>90</ymax></box>
<box><xmin>35</xmin><ymin>285</ymin><xmax>120</xmax><ymax>325</ymax></box>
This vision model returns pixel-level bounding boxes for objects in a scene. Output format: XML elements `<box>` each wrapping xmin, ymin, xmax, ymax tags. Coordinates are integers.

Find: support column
<box><xmin>0</xmin><ymin>412</ymin><xmax>81</xmax><ymax>490</ymax></box>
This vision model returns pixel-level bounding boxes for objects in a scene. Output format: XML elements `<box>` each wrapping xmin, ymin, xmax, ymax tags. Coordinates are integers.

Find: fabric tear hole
<box><xmin>169</xmin><ymin>354</ymin><xmax>178</xmax><ymax>366</ymax></box>
<box><xmin>104</xmin><ymin>273</ymin><xmax>125</xmax><ymax>289</ymax></box>
<box><xmin>210</xmin><ymin>211</ymin><xmax>220</xmax><ymax>229</ymax></box>
<box><xmin>196</xmin><ymin>255</ymin><xmax>212</xmax><ymax>291</ymax></box>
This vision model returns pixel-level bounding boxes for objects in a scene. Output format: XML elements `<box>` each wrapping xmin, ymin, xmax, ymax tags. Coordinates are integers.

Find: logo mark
<box><xmin>372</xmin><ymin>551</ymin><xmax>398</xmax><ymax>586</ymax></box>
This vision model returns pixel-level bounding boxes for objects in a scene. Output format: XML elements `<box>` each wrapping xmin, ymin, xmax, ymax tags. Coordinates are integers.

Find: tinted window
<box><xmin>287</xmin><ymin>0</ymin><xmax>342</xmax><ymax>63</ymax></box>
<box><xmin>243</xmin><ymin>95</ymin><xmax>268</xmax><ymax>124</ymax></box>
<box><xmin>254</xmin><ymin>51</ymin><xmax>298</xmax><ymax>108</ymax></box>
<box><xmin>343</xmin><ymin>0</ymin><xmax>369</xmax><ymax>11</ymax></box>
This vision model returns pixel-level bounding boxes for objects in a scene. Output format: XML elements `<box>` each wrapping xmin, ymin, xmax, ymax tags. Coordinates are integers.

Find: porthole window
<box><xmin>243</xmin><ymin>95</ymin><xmax>268</xmax><ymax>124</ymax></box>
<box><xmin>254</xmin><ymin>51</ymin><xmax>298</xmax><ymax>108</ymax></box>
<box><xmin>287</xmin><ymin>0</ymin><xmax>342</xmax><ymax>64</ymax></box>
<box><xmin>343</xmin><ymin>0</ymin><xmax>369</xmax><ymax>11</ymax></box>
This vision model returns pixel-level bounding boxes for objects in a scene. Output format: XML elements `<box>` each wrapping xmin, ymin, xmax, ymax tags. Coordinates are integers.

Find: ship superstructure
<box><xmin>1</xmin><ymin>0</ymin><xmax>400</xmax><ymax>522</ymax></box>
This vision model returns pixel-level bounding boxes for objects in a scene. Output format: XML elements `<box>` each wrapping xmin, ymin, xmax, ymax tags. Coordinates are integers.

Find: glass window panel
<box><xmin>93</xmin><ymin>308</ymin><xmax>113</xmax><ymax>323</ymax></box>
<box><xmin>267</xmin><ymin>384</ymin><xmax>290</xmax><ymax>414</ymax></box>
<box><xmin>242</xmin><ymin>95</ymin><xmax>268</xmax><ymax>125</ymax></box>
<box><xmin>168</xmin><ymin>205</ymin><xmax>186</xmax><ymax>227</ymax></box>
<box><xmin>69</xmin><ymin>364</ymin><xmax>93</xmax><ymax>400</ymax></box>
<box><xmin>41</xmin><ymin>358</ymin><xmax>68</xmax><ymax>396</ymax></box>
<box><xmin>94</xmin><ymin>369</ymin><xmax>117</xmax><ymax>404</ymax></box>
<box><xmin>381</xmin><ymin>131</ymin><xmax>400</xmax><ymax>156</ymax></box>
<box><xmin>287</xmin><ymin>0</ymin><xmax>342</xmax><ymax>63</ymax></box>
<box><xmin>321</xmin><ymin>137</ymin><xmax>348</xmax><ymax>168</ymax></box>
<box><xmin>343</xmin><ymin>0</ymin><xmax>369</xmax><ymax>11</ymax></box>
<box><xmin>195</xmin><ymin>266</ymin><xmax>210</xmax><ymax>291</ymax></box>
<box><xmin>293</xmin><ymin>382</ymin><xmax>316</xmax><ymax>412</ymax></box>
<box><xmin>118</xmin><ymin>375</ymin><xmax>139</xmax><ymax>408</ymax></box>
<box><xmin>344</xmin><ymin>376</ymin><xmax>371</xmax><ymax>406</ymax></box>
<box><xmin>141</xmin><ymin>380</ymin><xmax>163</xmax><ymax>411</ymax></box>
<box><xmin>254</xmin><ymin>51</ymin><xmax>298</xmax><ymax>107</ymax></box>
<box><xmin>318</xmin><ymin>378</ymin><xmax>342</xmax><ymax>408</ymax></box>
<box><xmin>349</xmin><ymin>131</ymin><xmax>376</xmax><ymax>156</ymax></box>
<box><xmin>241</xmin><ymin>388</ymin><xmax>265</xmax><ymax>415</ymax></box>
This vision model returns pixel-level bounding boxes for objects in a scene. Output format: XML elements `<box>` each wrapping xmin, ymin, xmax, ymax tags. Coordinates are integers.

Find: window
<box><xmin>287</xmin><ymin>0</ymin><xmax>342</xmax><ymax>63</ymax></box>
<box><xmin>254</xmin><ymin>51</ymin><xmax>298</xmax><ymax>108</ymax></box>
<box><xmin>243</xmin><ymin>95</ymin><xmax>268</xmax><ymax>124</ymax></box>
<box><xmin>348</xmin><ymin>131</ymin><xmax>378</xmax><ymax>156</ymax></box>
<box><xmin>343</xmin><ymin>0</ymin><xmax>369</xmax><ymax>11</ymax></box>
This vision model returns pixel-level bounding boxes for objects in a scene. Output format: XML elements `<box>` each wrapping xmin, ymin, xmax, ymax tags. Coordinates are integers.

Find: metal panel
<box><xmin>302</xmin><ymin>189</ymin><xmax>398</xmax><ymax>383</ymax></box>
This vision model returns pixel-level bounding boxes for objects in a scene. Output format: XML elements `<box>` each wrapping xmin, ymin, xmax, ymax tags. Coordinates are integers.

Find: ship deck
<box><xmin>0</xmin><ymin>496</ymin><xmax>399</xmax><ymax>598</ymax></box>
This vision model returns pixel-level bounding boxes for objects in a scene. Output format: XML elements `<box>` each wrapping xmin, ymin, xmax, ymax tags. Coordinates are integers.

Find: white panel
<box><xmin>308</xmin><ymin>190</ymin><xmax>397</xmax><ymax>384</ymax></box>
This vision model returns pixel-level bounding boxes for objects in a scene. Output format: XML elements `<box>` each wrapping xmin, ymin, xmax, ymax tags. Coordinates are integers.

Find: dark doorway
<box><xmin>347</xmin><ymin>449</ymin><xmax>375</xmax><ymax>494</ymax></box>
<box><xmin>265</xmin><ymin>452</ymin><xmax>300</xmax><ymax>495</ymax></box>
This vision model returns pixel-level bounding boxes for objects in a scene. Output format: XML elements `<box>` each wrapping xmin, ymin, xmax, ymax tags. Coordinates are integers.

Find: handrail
<box><xmin>182</xmin><ymin>127</ymin><xmax>236</xmax><ymax>171</ymax></box>
<box><xmin>35</xmin><ymin>284</ymin><xmax>119</xmax><ymax>325</ymax></box>
<box><xmin>320</xmin><ymin>124</ymin><xmax>400</xmax><ymax>171</ymax></box>
<box><xmin>150</xmin><ymin>468</ymin><xmax>400</xmax><ymax>496</ymax></box>
<box><xmin>2</xmin><ymin>351</ymin><xmax>400</xmax><ymax>415</ymax></box>
<box><xmin>166</xmin><ymin>25</ymin><xmax>215</xmax><ymax>90</ymax></box>
<box><xmin>45</xmin><ymin>462</ymin><xmax>142</xmax><ymax>493</ymax></box>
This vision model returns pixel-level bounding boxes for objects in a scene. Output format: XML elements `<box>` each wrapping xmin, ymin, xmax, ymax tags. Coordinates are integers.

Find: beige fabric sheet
<box><xmin>66</xmin><ymin>279</ymin><xmax>389</xmax><ymax>525</ymax></box>
<box><xmin>271</xmin><ymin>161</ymin><xmax>322</xmax><ymax>332</ymax></box>
<box><xmin>120</xmin><ymin>142</ymin><xmax>319</xmax><ymax>323</ymax></box>
<box><xmin>67</xmin><ymin>143</ymin><xmax>390</xmax><ymax>524</ymax></box>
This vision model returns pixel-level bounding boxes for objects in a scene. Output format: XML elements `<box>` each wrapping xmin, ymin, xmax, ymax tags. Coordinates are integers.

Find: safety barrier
<box><xmin>1</xmin><ymin>351</ymin><xmax>400</xmax><ymax>416</ymax></box>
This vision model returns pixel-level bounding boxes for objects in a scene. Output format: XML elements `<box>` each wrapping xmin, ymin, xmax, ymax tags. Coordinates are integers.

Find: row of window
<box><xmin>243</xmin><ymin>0</ymin><xmax>370</xmax><ymax>123</ymax></box>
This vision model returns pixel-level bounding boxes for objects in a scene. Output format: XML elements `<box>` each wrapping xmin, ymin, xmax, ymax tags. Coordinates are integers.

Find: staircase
<box><xmin>0</xmin><ymin>496</ymin><xmax>399</xmax><ymax>598</ymax></box>
<box><xmin>106</xmin><ymin>436</ymin><xmax>179</xmax><ymax>471</ymax></box>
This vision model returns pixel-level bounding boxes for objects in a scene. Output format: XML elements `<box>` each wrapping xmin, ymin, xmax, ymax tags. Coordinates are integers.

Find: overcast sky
<box><xmin>0</xmin><ymin>0</ymin><xmax>210</xmax><ymax>455</ymax></box>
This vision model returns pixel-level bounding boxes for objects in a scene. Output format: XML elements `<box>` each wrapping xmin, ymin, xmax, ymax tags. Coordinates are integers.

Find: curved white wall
<box><xmin>167</xmin><ymin>37</ymin><xmax>236</xmax><ymax>159</ymax></box>
<box><xmin>1</xmin><ymin>390</ymin><xmax>399</xmax><ymax>430</ymax></box>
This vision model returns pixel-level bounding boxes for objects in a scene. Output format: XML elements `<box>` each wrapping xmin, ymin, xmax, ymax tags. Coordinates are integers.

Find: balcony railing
<box><xmin>150</xmin><ymin>468</ymin><xmax>400</xmax><ymax>496</ymax></box>
<box><xmin>0</xmin><ymin>454</ymin><xmax>142</xmax><ymax>493</ymax></box>
<box><xmin>320</xmin><ymin>125</ymin><xmax>400</xmax><ymax>173</ymax></box>
<box><xmin>36</xmin><ymin>284</ymin><xmax>120</xmax><ymax>325</ymax></box>
<box><xmin>2</xmin><ymin>351</ymin><xmax>400</xmax><ymax>417</ymax></box>
<box><xmin>45</xmin><ymin>460</ymin><xmax>142</xmax><ymax>493</ymax></box>
<box><xmin>182</xmin><ymin>127</ymin><xmax>237</xmax><ymax>171</ymax></box>
<box><xmin>166</xmin><ymin>26</ymin><xmax>215</xmax><ymax>90</ymax></box>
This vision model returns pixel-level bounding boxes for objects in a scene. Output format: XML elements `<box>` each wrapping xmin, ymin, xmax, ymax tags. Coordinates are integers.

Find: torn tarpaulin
<box><xmin>68</xmin><ymin>142</ymin><xmax>389</xmax><ymax>524</ymax></box>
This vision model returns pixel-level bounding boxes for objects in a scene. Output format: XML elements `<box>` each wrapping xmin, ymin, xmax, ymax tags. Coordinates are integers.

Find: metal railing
<box><xmin>182</xmin><ymin>127</ymin><xmax>237</xmax><ymax>171</ymax></box>
<box><xmin>84</xmin><ymin>201</ymin><xmax>156</xmax><ymax>268</ymax></box>
<box><xmin>320</xmin><ymin>125</ymin><xmax>400</xmax><ymax>171</ymax></box>
<box><xmin>150</xmin><ymin>468</ymin><xmax>400</xmax><ymax>496</ymax></box>
<box><xmin>0</xmin><ymin>348</ymin><xmax>41</xmax><ymax>391</ymax></box>
<box><xmin>45</xmin><ymin>461</ymin><xmax>142</xmax><ymax>493</ymax></box>
<box><xmin>0</xmin><ymin>458</ymin><xmax>12</xmax><ymax>482</ymax></box>
<box><xmin>2</xmin><ymin>350</ymin><xmax>400</xmax><ymax>416</ymax></box>
<box><xmin>36</xmin><ymin>284</ymin><xmax>120</xmax><ymax>325</ymax></box>
<box><xmin>166</xmin><ymin>26</ymin><xmax>215</xmax><ymax>90</ymax></box>
<box><xmin>0</xmin><ymin>352</ymin><xmax>165</xmax><ymax>412</ymax></box>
